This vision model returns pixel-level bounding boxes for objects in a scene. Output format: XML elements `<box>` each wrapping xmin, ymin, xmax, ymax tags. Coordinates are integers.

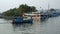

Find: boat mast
<box><xmin>48</xmin><ymin>3</ymin><xmax>50</xmax><ymax>11</ymax></box>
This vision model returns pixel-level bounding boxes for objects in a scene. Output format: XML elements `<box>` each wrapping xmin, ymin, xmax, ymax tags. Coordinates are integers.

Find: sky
<box><xmin>0</xmin><ymin>0</ymin><xmax>60</xmax><ymax>13</ymax></box>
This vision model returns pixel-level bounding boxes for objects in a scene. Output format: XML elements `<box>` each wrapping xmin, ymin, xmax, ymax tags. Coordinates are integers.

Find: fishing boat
<box><xmin>12</xmin><ymin>17</ymin><xmax>33</xmax><ymax>24</ymax></box>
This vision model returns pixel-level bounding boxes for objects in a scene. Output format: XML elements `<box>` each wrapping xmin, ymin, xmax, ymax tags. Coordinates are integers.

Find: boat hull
<box><xmin>12</xmin><ymin>19</ymin><xmax>33</xmax><ymax>24</ymax></box>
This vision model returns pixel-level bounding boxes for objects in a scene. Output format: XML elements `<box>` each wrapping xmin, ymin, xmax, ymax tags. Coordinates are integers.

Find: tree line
<box><xmin>3</xmin><ymin>4</ymin><xmax>37</xmax><ymax>16</ymax></box>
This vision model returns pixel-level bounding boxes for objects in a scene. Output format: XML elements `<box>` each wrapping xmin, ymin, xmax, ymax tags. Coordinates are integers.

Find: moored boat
<box><xmin>12</xmin><ymin>17</ymin><xmax>33</xmax><ymax>24</ymax></box>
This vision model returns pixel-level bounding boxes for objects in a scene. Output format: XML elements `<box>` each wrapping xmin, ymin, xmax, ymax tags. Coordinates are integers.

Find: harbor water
<box><xmin>0</xmin><ymin>16</ymin><xmax>60</xmax><ymax>34</ymax></box>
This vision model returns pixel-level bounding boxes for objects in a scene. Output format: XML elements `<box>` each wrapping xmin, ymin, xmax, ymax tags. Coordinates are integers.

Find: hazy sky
<box><xmin>0</xmin><ymin>0</ymin><xmax>60</xmax><ymax>13</ymax></box>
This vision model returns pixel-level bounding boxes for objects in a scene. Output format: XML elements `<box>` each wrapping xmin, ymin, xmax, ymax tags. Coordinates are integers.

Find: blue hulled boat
<box><xmin>12</xmin><ymin>17</ymin><xmax>33</xmax><ymax>24</ymax></box>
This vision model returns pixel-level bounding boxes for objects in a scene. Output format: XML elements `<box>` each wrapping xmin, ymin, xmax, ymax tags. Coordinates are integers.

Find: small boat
<box><xmin>12</xmin><ymin>17</ymin><xmax>33</xmax><ymax>24</ymax></box>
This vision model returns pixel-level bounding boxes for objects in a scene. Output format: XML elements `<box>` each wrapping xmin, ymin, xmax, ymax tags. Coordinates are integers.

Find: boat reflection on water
<box><xmin>12</xmin><ymin>23</ymin><xmax>33</xmax><ymax>31</ymax></box>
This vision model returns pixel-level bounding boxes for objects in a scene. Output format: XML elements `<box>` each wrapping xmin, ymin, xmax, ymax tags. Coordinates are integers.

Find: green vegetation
<box><xmin>3</xmin><ymin>4</ymin><xmax>37</xmax><ymax>16</ymax></box>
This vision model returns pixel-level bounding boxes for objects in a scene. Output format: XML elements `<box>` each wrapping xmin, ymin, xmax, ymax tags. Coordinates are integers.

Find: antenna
<box><xmin>48</xmin><ymin>3</ymin><xmax>50</xmax><ymax>10</ymax></box>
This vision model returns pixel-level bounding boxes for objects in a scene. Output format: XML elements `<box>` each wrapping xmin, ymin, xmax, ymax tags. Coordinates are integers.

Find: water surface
<box><xmin>0</xmin><ymin>16</ymin><xmax>60</xmax><ymax>34</ymax></box>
